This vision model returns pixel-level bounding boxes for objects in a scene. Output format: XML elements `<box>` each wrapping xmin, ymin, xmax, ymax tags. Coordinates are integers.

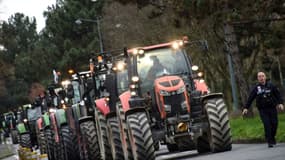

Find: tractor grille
<box><xmin>163</xmin><ymin>93</ymin><xmax>186</xmax><ymax>117</ymax></box>
<box><xmin>159</xmin><ymin>81</ymin><xmax>171</xmax><ymax>87</ymax></box>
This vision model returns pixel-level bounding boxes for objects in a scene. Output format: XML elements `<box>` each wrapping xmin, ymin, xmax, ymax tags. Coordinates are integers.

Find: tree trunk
<box><xmin>224</xmin><ymin>23</ymin><xmax>253</xmax><ymax>117</ymax></box>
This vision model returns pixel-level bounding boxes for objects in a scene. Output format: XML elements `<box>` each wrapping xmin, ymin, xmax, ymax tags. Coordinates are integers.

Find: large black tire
<box><xmin>54</xmin><ymin>140</ymin><xmax>64</xmax><ymax>160</ymax></box>
<box><xmin>200</xmin><ymin>98</ymin><xmax>232</xmax><ymax>153</ymax></box>
<box><xmin>107</xmin><ymin>117</ymin><xmax>124</xmax><ymax>160</ymax></box>
<box><xmin>38</xmin><ymin>130</ymin><xmax>47</xmax><ymax>154</ymax></box>
<box><xmin>94</xmin><ymin>108</ymin><xmax>112</xmax><ymax>160</ymax></box>
<box><xmin>117</xmin><ymin>105</ymin><xmax>133</xmax><ymax>160</ymax></box>
<box><xmin>36</xmin><ymin>123</ymin><xmax>47</xmax><ymax>154</ymax></box>
<box><xmin>45</xmin><ymin>128</ymin><xmax>55</xmax><ymax>160</ymax></box>
<box><xmin>53</xmin><ymin>129</ymin><xmax>64</xmax><ymax>160</ymax></box>
<box><xmin>11</xmin><ymin>130</ymin><xmax>18</xmax><ymax>144</ymax></box>
<box><xmin>80</xmin><ymin>120</ymin><xmax>101</xmax><ymax>160</ymax></box>
<box><xmin>61</xmin><ymin>125</ymin><xmax>80</xmax><ymax>160</ymax></box>
<box><xmin>20</xmin><ymin>133</ymin><xmax>31</xmax><ymax>148</ymax></box>
<box><xmin>126</xmin><ymin>112</ymin><xmax>155</xmax><ymax>160</ymax></box>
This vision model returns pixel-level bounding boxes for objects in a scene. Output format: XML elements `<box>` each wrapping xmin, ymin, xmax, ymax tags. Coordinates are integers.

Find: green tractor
<box><xmin>1</xmin><ymin>111</ymin><xmax>18</xmax><ymax>144</ymax></box>
<box><xmin>17</xmin><ymin>104</ymin><xmax>36</xmax><ymax>148</ymax></box>
<box><xmin>42</xmin><ymin>84</ymin><xmax>79</xmax><ymax>160</ymax></box>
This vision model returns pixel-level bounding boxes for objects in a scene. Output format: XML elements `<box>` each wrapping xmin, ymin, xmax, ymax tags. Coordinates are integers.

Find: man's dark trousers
<box><xmin>258</xmin><ymin>108</ymin><xmax>278</xmax><ymax>144</ymax></box>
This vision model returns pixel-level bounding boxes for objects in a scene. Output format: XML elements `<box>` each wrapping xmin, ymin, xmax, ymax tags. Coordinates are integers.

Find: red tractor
<box><xmin>114</xmin><ymin>39</ymin><xmax>232</xmax><ymax>159</ymax></box>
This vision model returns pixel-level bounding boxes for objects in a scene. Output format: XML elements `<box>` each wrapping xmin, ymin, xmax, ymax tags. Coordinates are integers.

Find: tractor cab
<box><xmin>127</xmin><ymin>40</ymin><xmax>200</xmax><ymax>121</ymax></box>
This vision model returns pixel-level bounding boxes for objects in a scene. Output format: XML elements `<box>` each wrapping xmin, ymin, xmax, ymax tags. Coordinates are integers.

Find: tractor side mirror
<box><xmin>66</xmin><ymin>84</ymin><xmax>74</xmax><ymax>99</ymax></box>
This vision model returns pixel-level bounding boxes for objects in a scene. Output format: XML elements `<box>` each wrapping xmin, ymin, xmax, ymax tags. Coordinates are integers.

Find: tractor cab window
<box><xmin>117</xmin><ymin>69</ymin><xmax>129</xmax><ymax>95</ymax></box>
<box><xmin>4</xmin><ymin>113</ymin><xmax>13</xmax><ymax>121</ymax></box>
<box><xmin>27</xmin><ymin>107</ymin><xmax>41</xmax><ymax>121</ymax></box>
<box><xmin>71</xmin><ymin>81</ymin><xmax>81</xmax><ymax>103</ymax></box>
<box><xmin>137</xmin><ymin>47</ymin><xmax>189</xmax><ymax>93</ymax></box>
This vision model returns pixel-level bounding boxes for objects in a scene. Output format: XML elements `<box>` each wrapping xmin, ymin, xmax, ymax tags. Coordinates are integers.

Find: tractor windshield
<box><xmin>117</xmin><ymin>69</ymin><xmax>129</xmax><ymax>95</ymax></box>
<box><xmin>4</xmin><ymin>113</ymin><xmax>14</xmax><ymax>121</ymax></box>
<box><xmin>71</xmin><ymin>81</ymin><xmax>81</xmax><ymax>103</ymax></box>
<box><xmin>137</xmin><ymin>47</ymin><xmax>189</xmax><ymax>93</ymax></box>
<box><xmin>27</xmin><ymin>107</ymin><xmax>41</xmax><ymax>121</ymax></box>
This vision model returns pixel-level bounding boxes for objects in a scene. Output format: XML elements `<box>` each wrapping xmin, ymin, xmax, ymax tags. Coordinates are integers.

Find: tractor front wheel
<box><xmin>80</xmin><ymin>120</ymin><xmax>101</xmax><ymax>160</ymax></box>
<box><xmin>126</xmin><ymin>112</ymin><xmax>155</xmax><ymax>160</ymax></box>
<box><xmin>199</xmin><ymin>98</ymin><xmax>232</xmax><ymax>153</ymax></box>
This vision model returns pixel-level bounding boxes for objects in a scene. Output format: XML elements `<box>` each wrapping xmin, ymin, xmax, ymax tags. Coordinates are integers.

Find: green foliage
<box><xmin>230</xmin><ymin>113</ymin><xmax>285</xmax><ymax>142</ymax></box>
<box><xmin>0</xmin><ymin>13</ymin><xmax>38</xmax><ymax>63</ymax></box>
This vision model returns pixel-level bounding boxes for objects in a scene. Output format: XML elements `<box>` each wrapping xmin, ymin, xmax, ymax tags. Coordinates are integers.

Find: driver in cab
<box><xmin>146</xmin><ymin>56</ymin><xmax>167</xmax><ymax>81</ymax></box>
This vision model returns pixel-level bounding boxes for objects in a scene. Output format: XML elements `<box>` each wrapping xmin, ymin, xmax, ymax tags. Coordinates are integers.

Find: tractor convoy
<box><xmin>1</xmin><ymin>38</ymin><xmax>232</xmax><ymax>160</ymax></box>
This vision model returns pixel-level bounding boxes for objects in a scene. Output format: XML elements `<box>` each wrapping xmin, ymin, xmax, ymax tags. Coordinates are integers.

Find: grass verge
<box><xmin>230</xmin><ymin>112</ymin><xmax>285</xmax><ymax>143</ymax></box>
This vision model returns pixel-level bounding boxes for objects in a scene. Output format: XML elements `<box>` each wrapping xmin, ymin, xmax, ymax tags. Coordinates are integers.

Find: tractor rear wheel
<box><xmin>80</xmin><ymin>120</ymin><xmax>101</xmax><ymax>160</ymax></box>
<box><xmin>126</xmin><ymin>112</ymin><xmax>155</xmax><ymax>160</ymax></box>
<box><xmin>200</xmin><ymin>97</ymin><xmax>232</xmax><ymax>153</ymax></box>
<box><xmin>20</xmin><ymin>133</ymin><xmax>31</xmax><ymax>148</ymax></box>
<box><xmin>11</xmin><ymin>130</ymin><xmax>18</xmax><ymax>144</ymax></box>
<box><xmin>117</xmin><ymin>105</ymin><xmax>133</xmax><ymax>160</ymax></box>
<box><xmin>61</xmin><ymin>125</ymin><xmax>80</xmax><ymax>160</ymax></box>
<box><xmin>94</xmin><ymin>108</ymin><xmax>112</xmax><ymax>160</ymax></box>
<box><xmin>107</xmin><ymin>117</ymin><xmax>124</xmax><ymax>160</ymax></box>
<box><xmin>44</xmin><ymin>128</ymin><xmax>55</xmax><ymax>160</ymax></box>
<box><xmin>38</xmin><ymin>130</ymin><xmax>47</xmax><ymax>154</ymax></box>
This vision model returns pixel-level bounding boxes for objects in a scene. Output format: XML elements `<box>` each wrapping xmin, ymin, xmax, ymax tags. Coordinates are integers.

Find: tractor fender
<box><xmin>36</xmin><ymin>117</ymin><xmax>43</xmax><ymax>130</ymax></box>
<box><xmin>194</xmin><ymin>79</ymin><xmax>209</xmax><ymax>95</ymax></box>
<box><xmin>125</xmin><ymin>107</ymin><xmax>146</xmax><ymax>118</ymax></box>
<box><xmin>55</xmin><ymin>109</ymin><xmax>67</xmax><ymax>128</ymax></box>
<box><xmin>17</xmin><ymin>123</ymin><xmax>28</xmax><ymax>134</ymax></box>
<box><xmin>201</xmin><ymin>93</ymin><xmax>223</xmax><ymax>102</ymax></box>
<box><xmin>78</xmin><ymin>116</ymin><xmax>94</xmax><ymax>124</ymax></box>
<box><xmin>42</xmin><ymin>112</ymin><xmax>50</xmax><ymax>129</ymax></box>
<box><xmin>72</xmin><ymin>103</ymin><xmax>81</xmax><ymax>120</ymax></box>
<box><xmin>119</xmin><ymin>91</ymin><xmax>131</xmax><ymax>112</ymax></box>
<box><xmin>50</xmin><ymin>112</ymin><xmax>60</xmax><ymax>143</ymax></box>
<box><xmin>95</xmin><ymin>98</ymin><xmax>110</xmax><ymax>116</ymax></box>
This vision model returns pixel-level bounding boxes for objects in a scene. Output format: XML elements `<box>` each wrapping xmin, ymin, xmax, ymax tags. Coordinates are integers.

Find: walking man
<box><xmin>242</xmin><ymin>71</ymin><xmax>284</xmax><ymax>147</ymax></box>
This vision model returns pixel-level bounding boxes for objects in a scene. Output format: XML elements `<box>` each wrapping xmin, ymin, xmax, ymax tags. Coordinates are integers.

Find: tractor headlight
<box><xmin>80</xmin><ymin>100</ymin><xmax>85</xmax><ymax>106</ymax></box>
<box><xmin>49</xmin><ymin>108</ymin><xmax>57</xmax><ymax>113</ymax></box>
<box><xmin>164</xmin><ymin>105</ymin><xmax>171</xmax><ymax>113</ymax></box>
<box><xmin>176</xmin><ymin>86</ymin><xmax>185</xmax><ymax>94</ymax></box>
<box><xmin>159</xmin><ymin>90</ymin><xmax>171</xmax><ymax>96</ymax></box>
<box><xmin>131</xmin><ymin>91</ymin><xmax>137</xmax><ymax>96</ymax></box>
<box><xmin>61</xmin><ymin>80</ymin><xmax>71</xmax><ymax>86</ymax></box>
<box><xmin>130</xmin><ymin>84</ymin><xmax>136</xmax><ymax>89</ymax></box>
<box><xmin>116</xmin><ymin>61</ymin><xmax>125</xmax><ymax>71</ymax></box>
<box><xmin>172</xmin><ymin>40</ymin><xmax>184</xmax><ymax>49</ymax></box>
<box><xmin>131</xmin><ymin>76</ymin><xmax>139</xmax><ymax>82</ymax></box>
<box><xmin>132</xmin><ymin>49</ymin><xmax>144</xmax><ymax>55</ymax></box>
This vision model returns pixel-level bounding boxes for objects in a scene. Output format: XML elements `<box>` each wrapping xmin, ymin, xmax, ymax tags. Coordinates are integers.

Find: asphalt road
<box><xmin>156</xmin><ymin>143</ymin><xmax>285</xmax><ymax>160</ymax></box>
<box><xmin>1</xmin><ymin>143</ymin><xmax>284</xmax><ymax>160</ymax></box>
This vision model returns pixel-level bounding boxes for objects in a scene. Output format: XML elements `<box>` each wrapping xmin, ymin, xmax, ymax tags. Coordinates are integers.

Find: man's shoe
<box><xmin>272</xmin><ymin>138</ymin><xmax>276</xmax><ymax>145</ymax></box>
<box><xmin>268</xmin><ymin>144</ymin><xmax>274</xmax><ymax>148</ymax></box>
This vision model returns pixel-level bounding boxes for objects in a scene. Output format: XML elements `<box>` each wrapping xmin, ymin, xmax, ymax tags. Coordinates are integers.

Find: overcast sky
<box><xmin>0</xmin><ymin>0</ymin><xmax>56</xmax><ymax>32</ymax></box>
